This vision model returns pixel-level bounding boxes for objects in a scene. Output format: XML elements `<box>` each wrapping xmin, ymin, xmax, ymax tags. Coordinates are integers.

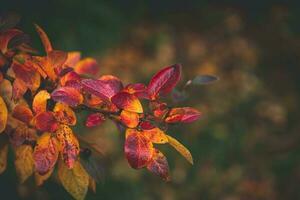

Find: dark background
<box><xmin>1</xmin><ymin>0</ymin><xmax>300</xmax><ymax>199</ymax></box>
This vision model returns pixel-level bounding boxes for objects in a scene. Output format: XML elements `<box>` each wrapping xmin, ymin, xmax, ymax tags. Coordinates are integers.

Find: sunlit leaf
<box><xmin>56</xmin><ymin>124</ymin><xmax>80</xmax><ymax>168</ymax></box>
<box><xmin>0</xmin><ymin>96</ymin><xmax>8</xmax><ymax>133</ymax></box>
<box><xmin>124</xmin><ymin>83</ymin><xmax>148</xmax><ymax>99</ymax></box>
<box><xmin>120</xmin><ymin>110</ymin><xmax>139</xmax><ymax>128</ymax></box>
<box><xmin>65</xmin><ymin>51</ymin><xmax>81</xmax><ymax>67</ymax></box>
<box><xmin>146</xmin><ymin>149</ymin><xmax>170</xmax><ymax>181</ymax></box>
<box><xmin>51</xmin><ymin>86</ymin><xmax>83</xmax><ymax>107</ymax></box>
<box><xmin>32</xmin><ymin>90</ymin><xmax>50</xmax><ymax>114</ymax></box>
<box><xmin>34</xmin><ymin>111</ymin><xmax>58</xmax><ymax>132</ymax></box>
<box><xmin>33</xmin><ymin>132</ymin><xmax>59</xmax><ymax>175</ymax></box>
<box><xmin>58</xmin><ymin>160</ymin><xmax>89</xmax><ymax>200</ymax></box>
<box><xmin>143</xmin><ymin>128</ymin><xmax>168</xmax><ymax>144</ymax></box>
<box><xmin>34</xmin><ymin>24</ymin><xmax>53</xmax><ymax>54</ymax></box>
<box><xmin>74</xmin><ymin>58</ymin><xmax>99</xmax><ymax>75</ymax></box>
<box><xmin>14</xmin><ymin>145</ymin><xmax>34</xmax><ymax>183</ymax></box>
<box><xmin>111</xmin><ymin>92</ymin><xmax>143</xmax><ymax>113</ymax></box>
<box><xmin>166</xmin><ymin>135</ymin><xmax>193</xmax><ymax>165</ymax></box>
<box><xmin>85</xmin><ymin>113</ymin><xmax>105</xmax><ymax>128</ymax></box>
<box><xmin>53</xmin><ymin>102</ymin><xmax>77</xmax><ymax>126</ymax></box>
<box><xmin>165</xmin><ymin>107</ymin><xmax>201</xmax><ymax>123</ymax></box>
<box><xmin>148</xmin><ymin>64</ymin><xmax>181</xmax><ymax>100</ymax></box>
<box><xmin>60</xmin><ymin>71</ymin><xmax>81</xmax><ymax>86</ymax></box>
<box><xmin>125</xmin><ymin>129</ymin><xmax>153</xmax><ymax>169</ymax></box>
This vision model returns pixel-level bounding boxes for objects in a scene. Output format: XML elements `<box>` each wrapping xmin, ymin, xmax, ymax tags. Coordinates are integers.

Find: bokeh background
<box><xmin>1</xmin><ymin>0</ymin><xmax>300</xmax><ymax>199</ymax></box>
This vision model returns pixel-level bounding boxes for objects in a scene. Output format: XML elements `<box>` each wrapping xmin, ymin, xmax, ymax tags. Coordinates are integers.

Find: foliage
<box><xmin>0</xmin><ymin>14</ymin><xmax>215</xmax><ymax>200</ymax></box>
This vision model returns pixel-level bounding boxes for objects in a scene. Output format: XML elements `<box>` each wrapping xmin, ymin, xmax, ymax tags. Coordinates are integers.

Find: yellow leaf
<box><xmin>14</xmin><ymin>145</ymin><xmax>34</xmax><ymax>183</ymax></box>
<box><xmin>32</xmin><ymin>90</ymin><xmax>50</xmax><ymax>114</ymax></box>
<box><xmin>0</xmin><ymin>143</ymin><xmax>8</xmax><ymax>174</ymax></box>
<box><xmin>143</xmin><ymin>128</ymin><xmax>168</xmax><ymax>144</ymax></box>
<box><xmin>53</xmin><ymin>102</ymin><xmax>77</xmax><ymax>126</ymax></box>
<box><xmin>0</xmin><ymin>96</ymin><xmax>8</xmax><ymax>133</ymax></box>
<box><xmin>58</xmin><ymin>160</ymin><xmax>89</xmax><ymax>200</ymax></box>
<box><xmin>166</xmin><ymin>135</ymin><xmax>193</xmax><ymax>165</ymax></box>
<box><xmin>88</xmin><ymin>177</ymin><xmax>96</xmax><ymax>193</ymax></box>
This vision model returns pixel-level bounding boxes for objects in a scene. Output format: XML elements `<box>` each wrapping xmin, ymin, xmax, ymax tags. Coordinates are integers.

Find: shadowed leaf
<box><xmin>0</xmin><ymin>96</ymin><xmax>8</xmax><ymax>133</ymax></box>
<box><xmin>53</xmin><ymin>102</ymin><xmax>77</xmax><ymax>126</ymax></box>
<box><xmin>34</xmin><ymin>24</ymin><xmax>53</xmax><ymax>54</ymax></box>
<box><xmin>12</xmin><ymin>104</ymin><xmax>33</xmax><ymax>124</ymax></box>
<box><xmin>146</xmin><ymin>149</ymin><xmax>170</xmax><ymax>181</ymax></box>
<box><xmin>14</xmin><ymin>145</ymin><xmax>34</xmax><ymax>183</ymax></box>
<box><xmin>52</xmin><ymin>86</ymin><xmax>83</xmax><ymax>107</ymax></box>
<box><xmin>85</xmin><ymin>113</ymin><xmax>105</xmax><ymax>128</ymax></box>
<box><xmin>165</xmin><ymin>107</ymin><xmax>201</xmax><ymax>123</ymax></box>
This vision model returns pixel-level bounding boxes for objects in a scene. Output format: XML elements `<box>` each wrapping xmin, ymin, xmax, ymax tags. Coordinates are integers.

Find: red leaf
<box><xmin>146</xmin><ymin>149</ymin><xmax>170</xmax><ymax>181</ymax></box>
<box><xmin>85</xmin><ymin>113</ymin><xmax>105</xmax><ymax>128</ymax></box>
<box><xmin>124</xmin><ymin>129</ymin><xmax>153</xmax><ymax>169</ymax></box>
<box><xmin>139</xmin><ymin>121</ymin><xmax>155</xmax><ymax>130</ymax></box>
<box><xmin>33</xmin><ymin>133</ymin><xmax>59</xmax><ymax>175</ymax></box>
<box><xmin>111</xmin><ymin>92</ymin><xmax>143</xmax><ymax>113</ymax></box>
<box><xmin>0</xmin><ymin>29</ymin><xmax>23</xmax><ymax>54</ymax></box>
<box><xmin>165</xmin><ymin>107</ymin><xmax>201</xmax><ymax>123</ymax></box>
<box><xmin>148</xmin><ymin>64</ymin><xmax>181</xmax><ymax>100</ymax></box>
<box><xmin>51</xmin><ymin>86</ymin><xmax>83</xmax><ymax>107</ymax></box>
<box><xmin>81</xmin><ymin>76</ymin><xmax>123</xmax><ymax>101</ymax></box>
<box><xmin>124</xmin><ymin>83</ymin><xmax>149</xmax><ymax>99</ymax></box>
<box><xmin>34</xmin><ymin>111</ymin><xmax>58</xmax><ymax>132</ymax></box>
<box><xmin>149</xmin><ymin>101</ymin><xmax>169</xmax><ymax>120</ymax></box>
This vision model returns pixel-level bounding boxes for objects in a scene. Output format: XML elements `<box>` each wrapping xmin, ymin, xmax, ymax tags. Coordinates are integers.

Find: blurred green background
<box><xmin>1</xmin><ymin>0</ymin><xmax>300</xmax><ymax>199</ymax></box>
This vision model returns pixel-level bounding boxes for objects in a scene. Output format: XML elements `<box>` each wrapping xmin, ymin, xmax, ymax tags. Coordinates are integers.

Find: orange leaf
<box><xmin>166</xmin><ymin>135</ymin><xmax>193</xmax><ymax>165</ymax></box>
<box><xmin>146</xmin><ymin>149</ymin><xmax>170</xmax><ymax>181</ymax></box>
<box><xmin>33</xmin><ymin>132</ymin><xmax>59</xmax><ymax>175</ymax></box>
<box><xmin>0</xmin><ymin>96</ymin><xmax>8</xmax><ymax>133</ymax></box>
<box><xmin>124</xmin><ymin>129</ymin><xmax>153</xmax><ymax>169</ymax></box>
<box><xmin>165</xmin><ymin>107</ymin><xmax>201</xmax><ymax>123</ymax></box>
<box><xmin>56</xmin><ymin>125</ymin><xmax>80</xmax><ymax>169</ymax></box>
<box><xmin>12</xmin><ymin>78</ymin><xmax>27</xmax><ymax>101</ymax></box>
<box><xmin>120</xmin><ymin>110</ymin><xmax>139</xmax><ymax>128</ymax></box>
<box><xmin>74</xmin><ymin>58</ymin><xmax>99</xmax><ymax>75</ymax></box>
<box><xmin>143</xmin><ymin>127</ymin><xmax>168</xmax><ymax>144</ymax></box>
<box><xmin>53</xmin><ymin>102</ymin><xmax>77</xmax><ymax>126</ymax></box>
<box><xmin>34</xmin><ymin>24</ymin><xmax>53</xmax><ymax>54</ymax></box>
<box><xmin>65</xmin><ymin>51</ymin><xmax>81</xmax><ymax>67</ymax></box>
<box><xmin>12</xmin><ymin>104</ymin><xmax>33</xmax><ymax>124</ymax></box>
<box><xmin>111</xmin><ymin>92</ymin><xmax>143</xmax><ymax>113</ymax></box>
<box><xmin>32</xmin><ymin>90</ymin><xmax>50</xmax><ymax>114</ymax></box>
<box><xmin>8</xmin><ymin>124</ymin><xmax>37</xmax><ymax>147</ymax></box>
<box><xmin>14</xmin><ymin>145</ymin><xmax>34</xmax><ymax>183</ymax></box>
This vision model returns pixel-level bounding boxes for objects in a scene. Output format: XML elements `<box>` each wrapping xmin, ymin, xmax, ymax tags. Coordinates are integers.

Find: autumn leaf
<box><xmin>74</xmin><ymin>58</ymin><xmax>99</xmax><ymax>75</ymax></box>
<box><xmin>165</xmin><ymin>107</ymin><xmax>201</xmax><ymax>123</ymax></box>
<box><xmin>125</xmin><ymin>129</ymin><xmax>153</xmax><ymax>169</ymax></box>
<box><xmin>34</xmin><ymin>167</ymin><xmax>54</xmax><ymax>186</ymax></box>
<box><xmin>123</xmin><ymin>83</ymin><xmax>149</xmax><ymax>99</ymax></box>
<box><xmin>0</xmin><ymin>96</ymin><xmax>8</xmax><ymax>133</ymax></box>
<box><xmin>33</xmin><ymin>132</ymin><xmax>59</xmax><ymax>175</ymax></box>
<box><xmin>88</xmin><ymin>177</ymin><xmax>97</xmax><ymax>193</ymax></box>
<box><xmin>149</xmin><ymin>101</ymin><xmax>169</xmax><ymax>120</ymax></box>
<box><xmin>53</xmin><ymin>102</ymin><xmax>77</xmax><ymax>126</ymax></box>
<box><xmin>32</xmin><ymin>90</ymin><xmax>50</xmax><ymax>114</ymax></box>
<box><xmin>85</xmin><ymin>113</ymin><xmax>105</xmax><ymax>128</ymax></box>
<box><xmin>65</xmin><ymin>51</ymin><xmax>81</xmax><ymax>67</ymax></box>
<box><xmin>166</xmin><ymin>135</ymin><xmax>193</xmax><ymax>165</ymax></box>
<box><xmin>143</xmin><ymin>128</ymin><xmax>168</xmax><ymax>144</ymax></box>
<box><xmin>8</xmin><ymin>124</ymin><xmax>37</xmax><ymax>147</ymax></box>
<box><xmin>148</xmin><ymin>64</ymin><xmax>181</xmax><ymax>100</ymax></box>
<box><xmin>81</xmin><ymin>75</ymin><xmax>123</xmax><ymax>101</ymax></box>
<box><xmin>12</xmin><ymin>104</ymin><xmax>33</xmax><ymax>124</ymax></box>
<box><xmin>58</xmin><ymin>160</ymin><xmax>89</xmax><ymax>200</ymax></box>
<box><xmin>0</xmin><ymin>141</ymin><xmax>8</xmax><ymax>174</ymax></box>
<box><xmin>51</xmin><ymin>86</ymin><xmax>83</xmax><ymax>107</ymax></box>
<box><xmin>56</xmin><ymin>124</ymin><xmax>80</xmax><ymax>168</ymax></box>
<box><xmin>146</xmin><ymin>149</ymin><xmax>170</xmax><ymax>181</ymax></box>
<box><xmin>34</xmin><ymin>24</ymin><xmax>53</xmax><ymax>54</ymax></box>
<box><xmin>60</xmin><ymin>71</ymin><xmax>81</xmax><ymax>86</ymax></box>
<box><xmin>12</xmin><ymin>78</ymin><xmax>27</xmax><ymax>101</ymax></box>
<box><xmin>34</xmin><ymin>111</ymin><xmax>58</xmax><ymax>132</ymax></box>
<box><xmin>120</xmin><ymin>110</ymin><xmax>139</xmax><ymax>128</ymax></box>
<box><xmin>14</xmin><ymin>145</ymin><xmax>34</xmax><ymax>183</ymax></box>
<box><xmin>0</xmin><ymin>29</ymin><xmax>22</xmax><ymax>53</ymax></box>
<box><xmin>111</xmin><ymin>92</ymin><xmax>143</xmax><ymax>113</ymax></box>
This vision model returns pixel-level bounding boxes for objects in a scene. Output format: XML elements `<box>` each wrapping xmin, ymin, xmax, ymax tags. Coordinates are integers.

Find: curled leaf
<box><xmin>125</xmin><ymin>129</ymin><xmax>153</xmax><ymax>169</ymax></box>
<box><xmin>56</xmin><ymin>125</ymin><xmax>80</xmax><ymax>168</ymax></box>
<box><xmin>148</xmin><ymin>64</ymin><xmax>181</xmax><ymax>100</ymax></box>
<box><xmin>146</xmin><ymin>149</ymin><xmax>170</xmax><ymax>181</ymax></box>
<box><xmin>120</xmin><ymin>110</ymin><xmax>139</xmax><ymax>128</ymax></box>
<box><xmin>165</xmin><ymin>107</ymin><xmax>201</xmax><ymax>123</ymax></box>
<box><xmin>33</xmin><ymin>132</ymin><xmax>59</xmax><ymax>175</ymax></box>
<box><xmin>14</xmin><ymin>145</ymin><xmax>34</xmax><ymax>183</ymax></box>
<box><xmin>85</xmin><ymin>113</ymin><xmax>105</xmax><ymax>128</ymax></box>
<box><xmin>53</xmin><ymin>102</ymin><xmax>77</xmax><ymax>126</ymax></box>
<box><xmin>34</xmin><ymin>24</ymin><xmax>53</xmax><ymax>54</ymax></box>
<box><xmin>111</xmin><ymin>92</ymin><xmax>143</xmax><ymax>113</ymax></box>
<box><xmin>0</xmin><ymin>29</ymin><xmax>22</xmax><ymax>53</ymax></box>
<box><xmin>32</xmin><ymin>90</ymin><xmax>50</xmax><ymax>114</ymax></box>
<box><xmin>0</xmin><ymin>96</ymin><xmax>8</xmax><ymax>133</ymax></box>
<box><xmin>58</xmin><ymin>160</ymin><xmax>89</xmax><ymax>200</ymax></box>
<box><xmin>51</xmin><ymin>86</ymin><xmax>83</xmax><ymax>107</ymax></box>
<box><xmin>166</xmin><ymin>135</ymin><xmax>193</xmax><ymax>165</ymax></box>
